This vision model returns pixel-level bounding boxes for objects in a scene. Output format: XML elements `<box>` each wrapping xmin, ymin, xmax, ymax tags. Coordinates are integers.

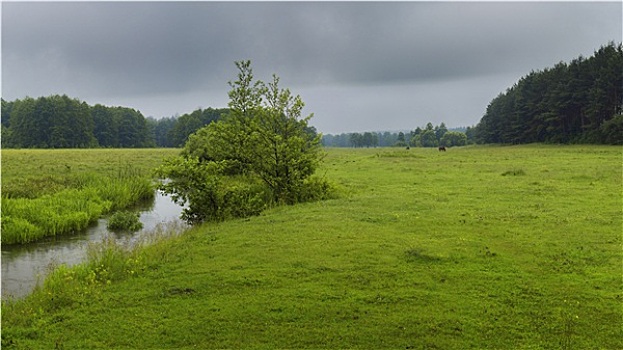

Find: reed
<box><xmin>1</xmin><ymin>188</ymin><xmax>111</xmax><ymax>244</ymax></box>
<box><xmin>1</xmin><ymin>153</ymin><xmax>158</xmax><ymax>244</ymax></box>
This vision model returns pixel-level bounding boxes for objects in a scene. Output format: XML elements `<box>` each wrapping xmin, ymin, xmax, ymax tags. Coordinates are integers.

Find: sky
<box><xmin>2</xmin><ymin>1</ymin><xmax>621</xmax><ymax>134</ymax></box>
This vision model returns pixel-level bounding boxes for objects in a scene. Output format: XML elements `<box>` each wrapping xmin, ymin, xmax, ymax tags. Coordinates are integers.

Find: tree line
<box><xmin>472</xmin><ymin>42</ymin><xmax>623</xmax><ymax>145</ymax></box>
<box><xmin>1</xmin><ymin>95</ymin><xmax>229</xmax><ymax>148</ymax></box>
<box><xmin>322</xmin><ymin>123</ymin><xmax>471</xmax><ymax>148</ymax></box>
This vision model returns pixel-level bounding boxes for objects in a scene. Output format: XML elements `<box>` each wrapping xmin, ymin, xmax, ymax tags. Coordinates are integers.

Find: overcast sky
<box><xmin>2</xmin><ymin>1</ymin><xmax>621</xmax><ymax>134</ymax></box>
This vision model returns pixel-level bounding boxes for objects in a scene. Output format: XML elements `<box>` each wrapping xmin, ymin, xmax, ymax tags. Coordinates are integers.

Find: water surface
<box><xmin>1</xmin><ymin>191</ymin><xmax>184</xmax><ymax>299</ymax></box>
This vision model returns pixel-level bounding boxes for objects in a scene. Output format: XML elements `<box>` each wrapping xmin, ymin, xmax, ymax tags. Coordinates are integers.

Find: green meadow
<box><xmin>1</xmin><ymin>149</ymin><xmax>180</xmax><ymax>244</ymax></box>
<box><xmin>2</xmin><ymin>145</ymin><xmax>622</xmax><ymax>349</ymax></box>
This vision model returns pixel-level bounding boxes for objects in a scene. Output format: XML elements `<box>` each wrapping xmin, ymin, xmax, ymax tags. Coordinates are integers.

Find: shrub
<box><xmin>107</xmin><ymin>211</ymin><xmax>143</xmax><ymax>232</ymax></box>
<box><xmin>297</xmin><ymin>176</ymin><xmax>338</xmax><ymax>203</ymax></box>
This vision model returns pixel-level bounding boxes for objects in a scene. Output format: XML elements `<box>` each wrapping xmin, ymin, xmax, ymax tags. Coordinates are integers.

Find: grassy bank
<box><xmin>2</xmin><ymin>145</ymin><xmax>621</xmax><ymax>348</ymax></box>
<box><xmin>1</xmin><ymin>149</ymin><xmax>180</xmax><ymax>244</ymax></box>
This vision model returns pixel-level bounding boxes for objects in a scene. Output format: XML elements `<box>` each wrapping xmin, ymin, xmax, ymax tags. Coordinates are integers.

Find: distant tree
<box><xmin>440</xmin><ymin>131</ymin><xmax>467</xmax><ymax>147</ymax></box>
<box><xmin>420</xmin><ymin>130</ymin><xmax>438</xmax><ymax>147</ymax></box>
<box><xmin>435</xmin><ymin>122</ymin><xmax>448</xmax><ymax>141</ymax></box>
<box><xmin>362</xmin><ymin>132</ymin><xmax>378</xmax><ymax>147</ymax></box>
<box><xmin>9</xmin><ymin>97</ymin><xmax>43</xmax><ymax>147</ymax></box>
<box><xmin>92</xmin><ymin>104</ymin><xmax>119</xmax><ymax>147</ymax></box>
<box><xmin>599</xmin><ymin>113</ymin><xmax>623</xmax><ymax>144</ymax></box>
<box><xmin>168</xmin><ymin>108</ymin><xmax>228</xmax><ymax>147</ymax></box>
<box><xmin>350</xmin><ymin>133</ymin><xmax>363</xmax><ymax>147</ymax></box>
<box><xmin>147</xmin><ymin>116</ymin><xmax>177</xmax><ymax>147</ymax></box>
<box><xmin>1</xmin><ymin>99</ymin><xmax>13</xmax><ymax>127</ymax></box>
<box><xmin>394</xmin><ymin>131</ymin><xmax>408</xmax><ymax>147</ymax></box>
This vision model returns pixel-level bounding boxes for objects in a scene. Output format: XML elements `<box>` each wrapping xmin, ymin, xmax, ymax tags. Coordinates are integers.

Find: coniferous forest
<box><xmin>472</xmin><ymin>42</ymin><xmax>623</xmax><ymax>145</ymax></box>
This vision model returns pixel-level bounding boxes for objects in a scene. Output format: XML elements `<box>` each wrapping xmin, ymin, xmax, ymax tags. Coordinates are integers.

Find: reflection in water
<box><xmin>1</xmin><ymin>191</ymin><xmax>185</xmax><ymax>299</ymax></box>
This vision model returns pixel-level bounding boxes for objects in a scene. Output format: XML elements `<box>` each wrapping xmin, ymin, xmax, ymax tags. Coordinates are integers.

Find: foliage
<box><xmin>166</xmin><ymin>107</ymin><xmax>229</xmax><ymax>147</ymax></box>
<box><xmin>157</xmin><ymin>157</ymin><xmax>268</xmax><ymax>224</ymax></box>
<box><xmin>1</xmin><ymin>96</ymin><xmax>227</xmax><ymax>149</ymax></box>
<box><xmin>2</xmin><ymin>146</ymin><xmax>621</xmax><ymax>349</ymax></box>
<box><xmin>440</xmin><ymin>131</ymin><xmax>468</xmax><ymax>147</ymax></box>
<box><xmin>159</xmin><ymin>60</ymin><xmax>327</xmax><ymax>223</ymax></box>
<box><xmin>107</xmin><ymin>211</ymin><xmax>143</xmax><ymax>232</ymax></box>
<box><xmin>473</xmin><ymin>42</ymin><xmax>623</xmax><ymax>144</ymax></box>
<box><xmin>7</xmin><ymin>95</ymin><xmax>97</xmax><ymax>148</ymax></box>
<box><xmin>324</xmin><ymin>123</ymin><xmax>469</xmax><ymax>148</ymax></box>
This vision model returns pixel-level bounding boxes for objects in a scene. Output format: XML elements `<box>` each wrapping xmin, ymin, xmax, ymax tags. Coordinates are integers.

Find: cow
<box><xmin>438</xmin><ymin>146</ymin><xmax>447</xmax><ymax>152</ymax></box>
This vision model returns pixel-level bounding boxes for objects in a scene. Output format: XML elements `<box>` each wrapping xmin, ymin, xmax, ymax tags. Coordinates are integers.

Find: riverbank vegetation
<box><xmin>1</xmin><ymin>149</ymin><xmax>180</xmax><ymax>244</ymax></box>
<box><xmin>2</xmin><ymin>145</ymin><xmax>621</xmax><ymax>349</ymax></box>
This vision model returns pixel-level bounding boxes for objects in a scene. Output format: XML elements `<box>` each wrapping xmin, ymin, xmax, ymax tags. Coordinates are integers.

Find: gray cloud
<box><xmin>2</xmin><ymin>1</ymin><xmax>621</xmax><ymax>133</ymax></box>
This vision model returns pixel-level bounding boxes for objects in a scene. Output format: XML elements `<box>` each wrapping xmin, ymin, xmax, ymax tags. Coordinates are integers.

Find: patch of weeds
<box><xmin>107</xmin><ymin>211</ymin><xmax>143</xmax><ymax>232</ymax></box>
<box><xmin>501</xmin><ymin>169</ymin><xmax>526</xmax><ymax>176</ymax></box>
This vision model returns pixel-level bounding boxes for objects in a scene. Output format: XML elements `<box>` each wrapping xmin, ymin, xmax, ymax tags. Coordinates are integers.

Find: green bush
<box><xmin>107</xmin><ymin>211</ymin><xmax>143</xmax><ymax>232</ymax></box>
<box><xmin>158</xmin><ymin>157</ymin><xmax>275</xmax><ymax>223</ymax></box>
<box><xmin>297</xmin><ymin>176</ymin><xmax>338</xmax><ymax>203</ymax></box>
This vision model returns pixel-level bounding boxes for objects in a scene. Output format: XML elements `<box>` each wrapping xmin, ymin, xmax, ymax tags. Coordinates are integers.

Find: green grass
<box><xmin>2</xmin><ymin>145</ymin><xmax>621</xmax><ymax>349</ymax></box>
<box><xmin>1</xmin><ymin>149</ymin><xmax>180</xmax><ymax>244</ymax></box>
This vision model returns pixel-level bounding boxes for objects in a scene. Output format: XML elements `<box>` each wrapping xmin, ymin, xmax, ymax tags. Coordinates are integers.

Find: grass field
<box><xmin>2</xmin><ymin>145</ymin><xmax>622</xmax><ymax>349</ymax></box>
<box><xmin>1</xmin><ymin>149</ymin><xmax>180</xmax><ymax>244</ymax></box>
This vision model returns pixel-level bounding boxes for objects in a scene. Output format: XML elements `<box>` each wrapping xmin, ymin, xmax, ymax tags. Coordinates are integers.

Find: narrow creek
<box><xmin>1</xmin><ymin>190</ymin><xmax>185</xmax><ymax>299</ymax></box>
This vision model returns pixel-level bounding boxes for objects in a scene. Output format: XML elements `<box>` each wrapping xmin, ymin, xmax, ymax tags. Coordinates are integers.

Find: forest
<box><xmin>322</xmin><ymin>123</ymin><xmax>471</xmax><ymax>148</ymax></box>
<box><xmin>472</xmin><ymin>42</ymin><xmax>622</xmax><ymax>144</ymax></box>
<box><xmin>0</xmin><ymin>96</ymin><xmax>229</xmax><ymax>149</ymax></box>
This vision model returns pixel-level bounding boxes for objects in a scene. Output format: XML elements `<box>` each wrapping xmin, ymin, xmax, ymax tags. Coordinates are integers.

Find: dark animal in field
<box><xmin>438</xmin><ymin>146</ymin><xmax>447</xmax><ymax>152</ymax></box>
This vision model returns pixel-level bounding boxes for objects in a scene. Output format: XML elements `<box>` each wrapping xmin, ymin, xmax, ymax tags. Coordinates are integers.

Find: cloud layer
<box><xmin>3</xmin><ymin>2</ymin><xmax>621</xmax><ymax>133</ymax></box>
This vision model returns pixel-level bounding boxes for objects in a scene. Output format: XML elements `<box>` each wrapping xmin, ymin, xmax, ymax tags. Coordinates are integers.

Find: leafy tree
<box><xmin>419</xmin><ymin>129</ymin><xmax>438</xmax><ymax>147</ymax></box>
<box><xmin>599</xmin><ymin>113</ymin><xmax>623</xmax><ymax>144</ymax></box>
<box><xmin>1</xmin><ymin>124</ymin><xmax>15</xmax><ymax>148</ymax></box>
<box><xmin>350</xmin><ymin>133</ymin><xmax>363</xmax><ymax>147</ymax></box>
<box><xmin>394</xmin><ymin>131</ymin><xmax>408</xmax><ymax>147</ymax></box>
<box><xmin>9</xmin><ymin>97</ymin><xmax>40</xmax><ymax>147</ymax></box>
<box><xmin>435</xmin><ymin>122</ymin><xmax>448</xmax><ymax>141</ymax></box>
<box><xmin>160</xmin><ymin>60</ymin><xmax>327</xmax><ymax>223</ymax></box>
<box><xmin>92</xmin><ymin>104</ymin><xmax>119</xmax><ymax>147</ymax></box>
<box><xmin>440</xmin><ymin>131</ymin><xmax>467</xmax><ymax>147</ymax></box>
<box><xmin>147</xmin><ymin>116</ymin><xmax>177</xmax><ymax>147</ymax></box>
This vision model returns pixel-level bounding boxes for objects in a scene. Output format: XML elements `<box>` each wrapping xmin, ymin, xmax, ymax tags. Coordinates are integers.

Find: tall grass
<box><xmin>1</xmin><ymin>163</ymin><xmax>156</xmax><ymax>244</ymax></box>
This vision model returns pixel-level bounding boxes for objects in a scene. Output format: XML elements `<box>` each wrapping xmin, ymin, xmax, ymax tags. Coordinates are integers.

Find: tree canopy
<box><xmin>473</xmin><ymin>42</ymin><xmax>623</xmax><ymax>144</ymax></box>
<box><xmin>1</xmin><ymin>95</ymin><xmax>228</xmax><ymax>149</ymax></box>
<box><xmin>158</xmin><ymin>61</ymin><xmax>330</xmax><ymax>223</ymax></box>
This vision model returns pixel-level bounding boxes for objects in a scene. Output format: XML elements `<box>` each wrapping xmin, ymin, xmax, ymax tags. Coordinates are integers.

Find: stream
<box><xmin>1</xmin><ymin>190</ymin><xmax>185</xmax><ymax>299</ymax></box>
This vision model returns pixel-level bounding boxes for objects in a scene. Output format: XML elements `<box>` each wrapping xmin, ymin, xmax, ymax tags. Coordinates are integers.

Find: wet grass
<box><xmin>2</xmin><ymin>145</ymin><xmax>621</xmax><ymax>349</ymax></box>
<box><xmin>1</xmin><ymin>149</ymin><xmax>180</xmax><ymax>244</ymax></box>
